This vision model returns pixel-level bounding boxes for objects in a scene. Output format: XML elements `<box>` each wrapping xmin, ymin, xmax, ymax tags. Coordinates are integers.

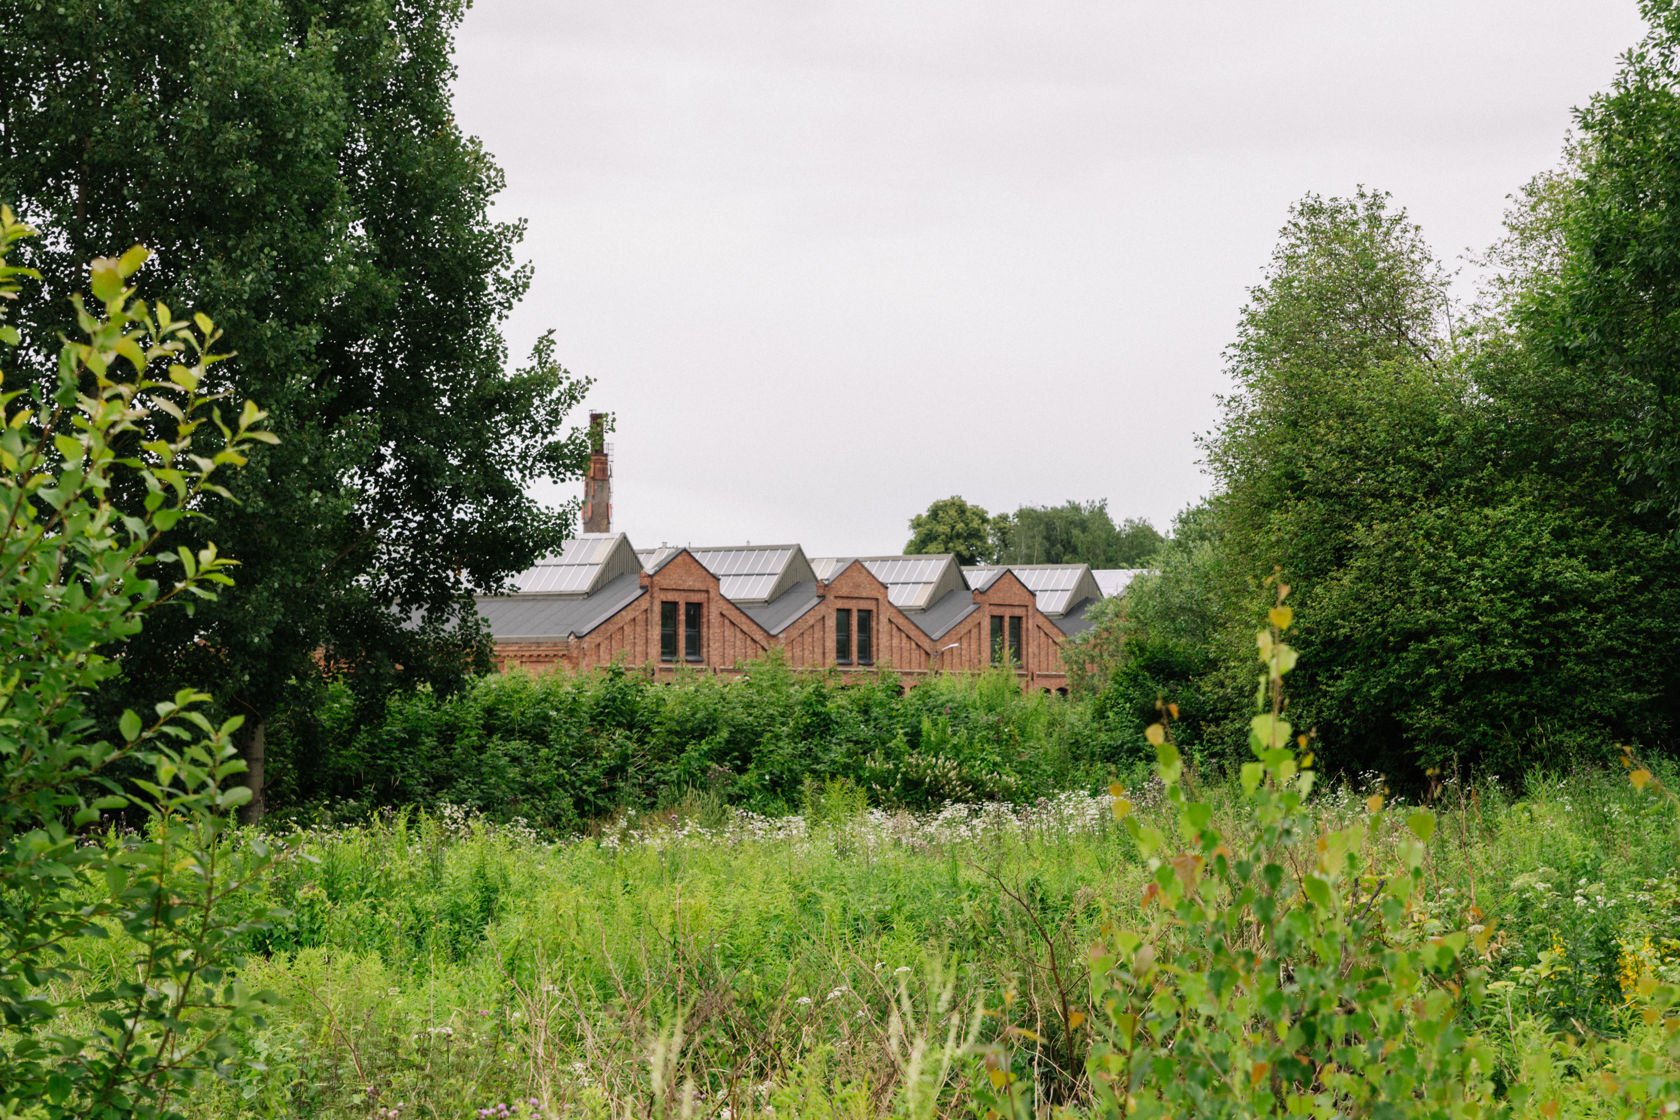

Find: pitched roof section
<box><xmin>635</xmin><ymin>545</ymin><xmax>682</xmax><ymax>574</ymax></box>
<box><xmin>1093</xmin><ymin>568</ymin><xmax>1147</xmax><ymax>598</ymax></box>
<box><xmin>478</xmin><ymin>571</ymin><xmax>645</xmax><ymax>640</ymax></box>
<box><xmin>810</xmin><ymin>556</ymin><xmax>851</xmax><ymax>583</ymax></box>
<box><xmin>689</xmin><ymin>544</ymin><xmax>816</xmax><ymax>604</ymax></box>
<box><xmin>852</xmin><ymin>555</ymin><xmax>967</xmax><ymax>611</ymax></box>
<box><xmin>904</xmin><ymin>587</ymin><xmax>979</xmax><ymax>640</ymax></box>
<box><xmin>1005</xmin><ymin>564</ymin><xmax>1104</xmax><ymax>617</ymax></box>
<box><xmin>512</xmin><ymin>532</ymin><xmax>642</xmax><ymax>596</ymax></box>
<box><xmin>737</xmin><ymin>581</ymin><xmax>822</xmax><ymax>635</ymax></box>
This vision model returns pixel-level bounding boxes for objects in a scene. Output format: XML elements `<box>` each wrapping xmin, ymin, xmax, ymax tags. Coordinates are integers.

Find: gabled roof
<box><xmin>689</xmin><ymin>543</ymin><xmax>816</xmax><ymax>604</ymax></box>
<box><xmin>845</xmin><ymin>554</ymin><xmax>967</xmax><ymax>611</ymax></box>
<box><xmin>512</xmin><ymin>533</ymin><xmax>642</xmax><ymax>596</ymax></box>
<box><xmin>1092</xmin><ymin>568</ymin><xmax>1147</xmax><ymax>598</ymax></box>
<box><xmin>1004</xmin><ymin>564</ymin><xmax>1104</xmax><ymax>617</ymax></box>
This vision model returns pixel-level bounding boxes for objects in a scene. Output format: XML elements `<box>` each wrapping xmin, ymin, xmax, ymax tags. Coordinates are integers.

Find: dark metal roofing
<box><xmin>737</xmin><ymin>580</ymin><xmax>821</xmax><ymax>635</ymax></box>
<box><xmin>901</xmin><ymin>586</ymin><xmax>978</xmax><ymax>641</ymax></box>
<box><xmin>1052</xmin><ymin>596</ymin><xmax>1100</xmax><ymax>637</ymax></box>
<box><xmin>476</xmin><ymin>571</ymin><xmax>645</xmax><ymax>640</ymax></box>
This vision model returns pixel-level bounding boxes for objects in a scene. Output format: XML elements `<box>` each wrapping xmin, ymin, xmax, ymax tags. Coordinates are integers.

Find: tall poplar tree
<box><xmin>0</xmin><ymin>0</ymin><xmax>590</xmax><ymax>813</ymax></box>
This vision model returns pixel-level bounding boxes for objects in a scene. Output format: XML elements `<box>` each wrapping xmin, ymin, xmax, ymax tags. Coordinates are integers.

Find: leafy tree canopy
<box><xmin>904</xmin><ymin>495</ymin><xmax>1000</xmax><ymax>565</ymax></box>
<box><xmin>0</xmin><ymin>0</ymin><xmax>591</xmax><ymax>813</ymax></box>
<box><xmin>993</xmin><ymin>500</ymin><xmax>1163</xmax><ymax>568</ymax></box>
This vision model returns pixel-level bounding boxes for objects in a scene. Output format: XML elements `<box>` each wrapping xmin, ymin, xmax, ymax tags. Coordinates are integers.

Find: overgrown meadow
<box><xmin>66</xmin><ymin>751</ymin><xmax>1680</xmax><ymax>1119</ymax></box>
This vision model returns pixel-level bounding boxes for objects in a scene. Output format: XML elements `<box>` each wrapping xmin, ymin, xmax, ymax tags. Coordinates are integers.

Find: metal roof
<box><xmin>690</xmin><ymin>544</ymin><xmax>815</xmax><ymax>604</ymax></box>
<box><xmin>1051</xmin><ymin>597</ymin><xmax>1101</xmax><ymax>637</ymax></box>
<box><xmin>737</xmin><ymin>580</ymin><xmax>822</xmax><ymax>635</ymax></box>
<box><xmin>477</xmin><ymin>572</ymin><xmax>646</xmax><ymax>640</ymax></box>
<box><xmin>512</xmin><ymin>533</ymin><xmax>641</xmax><ymax>596</ymax></box>
<box><xmin>962</xmin><ymin>565</ymin><xmax>1005</xmax><ymax>591</ymax></box>
<box><xmin>810</xmin><ymin>556</ymin><xmax>852</xmax><ymax>582</ymax></box>
<box><xmin>635</xmin><ymin>545</ymin><xmax>682</xmax><ymax>574</ymax></box>
<box><xmin>1007</xmin><ymin>565</ymin><xmax>1103</xmax><ymax>617</ymax></box>
<box><xmin>902</xmin><ymin>586</ymin><xmax>979</xmax><ymax>640</ymax></box>
<box><xmin>1092</xmin><ymin>568</ymin><xmax>1147</xmax><ymax>598</ymax></box>
<box><xmin>855</xmin><ymin>555</ymin><xmax>966</xmax><ymax>611</ymax></box>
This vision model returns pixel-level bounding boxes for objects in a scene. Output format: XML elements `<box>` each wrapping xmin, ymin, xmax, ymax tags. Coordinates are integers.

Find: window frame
<box><xmin>835</xmin><ymin>607</ymin><xmax>853</xmax><ymax>665</ymax></box>
<box><xmin>683</xmin><ymin>601</ymin><xmax>703</xmax><ymax>662</ymax></box>
<box><xmin>991</xmin><ymin>613</ymin><xmax>1024</xmax><ymax>668</ymax></box>
<box><xmin>856</xmin><ymin>608</ymin><xmax>874</xmax><ymax>666</ymax></box>
<box><xmin>659</xmin><ymin>601</ymin><xmax>678</xmax><ymax>662</ymax></box>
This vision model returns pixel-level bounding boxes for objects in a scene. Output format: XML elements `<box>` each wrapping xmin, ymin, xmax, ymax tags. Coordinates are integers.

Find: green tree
<box><xmin>904</xmin><ymin>495</ymin><xmax>999</xmax><ymax>565</ymax></box>
<box><xmin>1518</xmin><ymin>0</ymin><xmax>1680</xmax><ymax>526</ymax></box>
<box><xmin>0</xmin><ymin>214</ymin><xmax>275</xmax><ymax>1119</ymax></box>
<box><xmin>992</xmin><ymin>500</ymin><xmax>1163</xmax><ymax>567</ymax></box>
<box><xmin>0</xmin><ymin>0</ymin><xmax>591</xmax><ymax>815</ymax></box>
<box><xmin>1178</xmin><ymin>181</ymin><xmax>1680</xmax><ymax>779</ymax></box>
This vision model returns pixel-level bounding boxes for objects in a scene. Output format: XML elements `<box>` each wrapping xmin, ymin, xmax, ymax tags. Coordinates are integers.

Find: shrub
<box><xmin>0</xmin><ymin>211</ymin><xmax>275</xmax><ymax>1118</ymax></box>
<box><xmin>979</xmin><ymin>585</ymin><xmax>1680</xmax><ymax>1117</ymax></box>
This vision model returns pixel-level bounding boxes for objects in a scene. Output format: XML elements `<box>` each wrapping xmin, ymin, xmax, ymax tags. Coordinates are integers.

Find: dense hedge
<box><xmin>265</xmin><ymin>655</ymin><xmax>1138</xmax><ymax>831</ymax></box>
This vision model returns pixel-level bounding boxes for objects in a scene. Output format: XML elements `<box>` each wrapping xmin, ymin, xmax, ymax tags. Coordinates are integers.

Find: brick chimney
<box><xmin>582</xmin><ymin>411</ymin><xmax>612</xmax><ymax>533</ymax></box>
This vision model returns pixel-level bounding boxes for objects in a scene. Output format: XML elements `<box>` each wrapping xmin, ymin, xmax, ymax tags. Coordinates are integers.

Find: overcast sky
<box><xmin>452</xmin><ymin>1</ymin><xmax>1646</xmax><ymax>558</ymax></box>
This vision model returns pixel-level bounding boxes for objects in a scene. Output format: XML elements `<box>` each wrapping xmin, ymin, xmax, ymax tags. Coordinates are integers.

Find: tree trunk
<box><xmin>238</xmin><ymin>717</ymin><xmax>266</xmax><ymax>825</ymax></box>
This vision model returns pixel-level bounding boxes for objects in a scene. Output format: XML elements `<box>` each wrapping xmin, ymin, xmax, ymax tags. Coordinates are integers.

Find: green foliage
<box><xmin>1098</xmin><ymin>171</ymin><xmax>1680</xmax><ymax>783</ymax></box>
<box><xmin>0</xmin><ymin>0</ymin><xmax>593</xmax><ymax>811</ymax></box>
<box><xmin>0</xmin><ymin>214</ymin><xmax>275</xmax><ymax>1117</ymax></box>
<box><xmin>906</xmin><ymin>494</ymin><xmax>1002</xmax><ymax>564</ymax></box>
<box><xmin>265</xmin><ymin>661</ymin><xmax>1131</xmax><ymax>828</ymax></box>
<box><xmin>980</xmin><ymin>596</ymin><xmax>1680</xmax><ymax>1118</ymax></box>
<box><xmin>992</xmin><ymin>501</ymin><xmax>1163</xmax><ymax>568</ymax></box>
<box><xmin>1519</xmin><ymin>0</ymin><xmax>1680</xmax><ymax>526</ymax></box>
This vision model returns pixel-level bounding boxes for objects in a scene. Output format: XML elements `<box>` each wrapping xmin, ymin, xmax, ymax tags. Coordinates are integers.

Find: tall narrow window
<box><xmin>990</xmin><ymin>616</ymin><xmax>1005</xmax><ymax>665</ymax></box>
<box><xmin>1007</xmin><ymin>616</ymin><xmax>1023</xmax><ymax>668</ymax></box>
<box><xmin>660</xmin><ymin>602</ymin><xmax>678</xmax><ymax>662</ymax></box>
<box><xmin>684</xmin><ymin>601</ymin><xmax>703</xmax><ymax>662</ymax></box>
<box><xmin>835</xmin><ymin>608</ymin><xmax>853</xmax><ymax>665</ymax></box>
<box><xmin>857</xmin><ymin>609</ymin><xmax>873</xmax><ymax>665</ymax></box>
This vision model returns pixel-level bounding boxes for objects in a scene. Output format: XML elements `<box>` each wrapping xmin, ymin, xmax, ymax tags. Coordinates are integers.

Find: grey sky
<box><xmin>452</xmin><ymin>1</ymin><xmax>1645</xmax><ymax>558</ymax></box>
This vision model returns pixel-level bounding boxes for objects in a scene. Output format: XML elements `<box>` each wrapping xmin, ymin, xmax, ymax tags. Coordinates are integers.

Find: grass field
<box><xmin>55</xmin><ymin>765</ymin><xmax>1666</xmax><ymax>1119</ymax></box>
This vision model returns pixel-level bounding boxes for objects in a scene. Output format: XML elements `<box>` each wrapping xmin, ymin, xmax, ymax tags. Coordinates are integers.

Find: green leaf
<box><xmin>1250</xmin><ymin>714</ymin><xmax>1291</xmax><ymax>753</ymax></box>
<box><xmin>90</xmin><ymin>256</ymin><xmax>124</xmax><ymax>303</ymax></box>
<box><xmin>53</xmin><ymin>433</ymin><xmax>83</xmax><ymax>465</ymax></box>
<box><xmin>1406</xmin><ymin>809</ymin><xmax>1436</xmax><ymax>844</ymax></box>
<box><xmin>1303</xmin><ymin>875</ymin><xmax>1333</xmax><ymax>910</ymax></box>
<box><xmin>1240</xmin><ymin>761</ymin><xmax>1264</xmax><ymax>793</ymax></box>
<box><xmin>1156</xmin><ymin>741</ymin><xmax>1182</xmax><ymax>785</ymax></box>
<box><xmin>117</xmin><ymin>244</ymin><xmax>151</xmax><ymax>278</ymax></box>
<box><xmin>119</xmin><ymin>710</ymin><xmax>142</xmax><ymax>741</ymax></box>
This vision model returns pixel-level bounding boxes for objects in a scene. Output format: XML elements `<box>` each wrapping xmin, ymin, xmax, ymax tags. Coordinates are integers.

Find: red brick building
<box><xmin>477</xmin><ymin>532</ymin><xmax>1140</xmax><ymax>692</ymax></box>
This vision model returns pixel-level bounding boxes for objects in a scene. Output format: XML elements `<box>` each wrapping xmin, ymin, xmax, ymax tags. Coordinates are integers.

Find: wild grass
<box><xmin>49</xmin><ymin>763</ymin><xmax>1665</xmax><ymax>1118</ymax></box>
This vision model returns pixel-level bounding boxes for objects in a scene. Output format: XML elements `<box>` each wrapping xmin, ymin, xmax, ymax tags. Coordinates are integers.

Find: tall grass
<box><xmin>60</xmin><ymin>764</ymin><xmax>1669</xmax><ymax>1118</ymax></box>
